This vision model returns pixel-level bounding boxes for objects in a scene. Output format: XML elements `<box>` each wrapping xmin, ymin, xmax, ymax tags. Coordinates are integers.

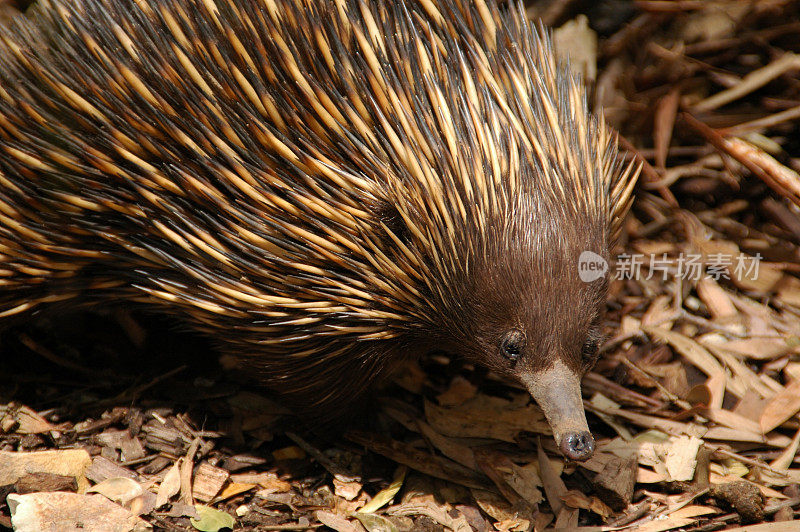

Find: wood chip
<box><xmin>192</xmin><ymin>462</ymin><xmax>229</xmax><ymax>503</ymax></box>
<box><xmin>590</xmin><ymin>454</ymin><xmax>637</xmax><ymax>511</ymax></box>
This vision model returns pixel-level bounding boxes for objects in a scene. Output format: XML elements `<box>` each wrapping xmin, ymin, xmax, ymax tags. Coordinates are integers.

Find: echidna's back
<box><xmin>0</xmin><ymin>0</ymin><xmax>418</xmax><ymax>316</ymax></box>
<box><xmin>0</xmin><ymin>0</ymin><xmax>569</xmax><ymax>318</ymax></box>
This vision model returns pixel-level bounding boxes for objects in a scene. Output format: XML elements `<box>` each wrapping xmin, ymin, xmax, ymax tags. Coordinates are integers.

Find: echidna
<box><xmin>0</xmin><ymin>0</ymin><xmax>637</xmax><ymax>460</ymax></box>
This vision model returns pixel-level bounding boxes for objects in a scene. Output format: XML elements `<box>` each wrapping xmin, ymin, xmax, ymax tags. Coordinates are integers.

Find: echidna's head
<box><xmin>435</xmin><ymin>193</ymin><xmax>612</xmax><ymax>461</ymax></box>
<box><xmin>394</xmin><ymin>174</ymin><xmax>617</xmax><ymax>460</ymax></box>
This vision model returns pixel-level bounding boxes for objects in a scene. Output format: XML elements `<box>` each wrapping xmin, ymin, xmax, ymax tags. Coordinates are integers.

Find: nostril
<box><xmin>560</xmin><ymin>431</ymin><xmax>595</xmax><ymax>461</ymax></box>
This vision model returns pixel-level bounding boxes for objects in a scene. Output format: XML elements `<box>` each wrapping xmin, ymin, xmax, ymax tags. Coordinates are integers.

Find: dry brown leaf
<box><xmin>643</xmin><ymin>326</ymin><xmax>724</xmax><ymax>377</ymax></box>
<box><xmin>180</xmin><ymin>439</ymin><xmax>199</xmax><ymax>505</ymax></box>
<box><xmin>721</xmin><ymin>338</ymin><xmax>795</xmax><ymax>360</ymax></box>
<box><xmin>654</xmin><ymin>89</ymin><xmax>680</xmax><ymax>170</ymax></box>
<box><xmin>351</xmin><ymin>512</ymin><xmax>397</xmax><ymax>532</ymax></box>
<box><xmin>346</xmin><ymin>431</ymin><xmax>487</xmax><ymax>490</ymax></box>
<box><xmin>416</xmin><ymin>422</ymin><xmax>475</xmax><ymax>472</ymax></box>
<box><xmin>537</xmin><ymin>440</ymin><xmax>568</xmax><ymax>516</ymax></box>
<box><xmin>469</xmin><ymin>489</ymin><xmax>530</xmax><ymax>531</ymax></box>
<box><xmin>769</xmin><ymin>429</ymin><xmax>800</xmax><ymax>471</ymax></box>
<box><xmin>659</xmin><ymin>363</ymin><xmax>692</xmax><ymax>402</ymax></box>
<box><xmin>717</xmin><ymin>523</ymin><xmax>800</xmax><ymax>532</ymax></box>
<box><xmin>732</xmin><ymin>392</ymin><xmax>770</xmax><ymax>422</ymax></box>
<box><xmin>705</xmin><ymin>370</ymin><xmax>726</xmax><ymax>410</ymax></box>
<box><xmin>561</xmin><ymin>490</ymin><xmax>613</xmax><ymax>519</ymax></box>
<box><xmin>315</xmin><ymin>511</ymin><xmax>366</xmax><ymax>532</ymax></box>
<box><xmin>703</xmin><ymin>343</ymin><xmax>774</xmax><ymax>399</ymax></box>
<box><xmin>701</xmin><ymin>408</ymin><xmax>761</xmax><ymax>435</ymax></box>
<box><xmin>387</xmin><ymin>495</ymin><xmax>473</xmax><ymax>532</ymax></box>
<box><xmin>633</xmin><ymin>505</ymin><xmax>718</xmax><ymax>532</ymax></box>
<box><xmin>642</xmin><ymin>295</ymin><xmax>675</xmax><ymax>329</ymax></box>
<box><xmin>212</xmin><ymin>482</ymin><xmax>257</xmax><ymax>503</ymax></box>
<box><xmin>87</xmin><ymin>477</ymin><xmax>143</xmax><ymax>507</ymax></box>
<box><xmin>593</xmin><ymin>406</ymin><xmax>706</xmax><ymax>441</ymax></box>
<box><xmin>785</xmin><ymin>362</ymin><xmax>800</xmax><ymax>382</ymax></box>
<box><xmin>505</xmin><ymin>462</ymin><xmax>543</xmax><ymax>505</ymax></box>
<box><xmin>359</xmin><ymin>465</ymin><xmax>406</xmax><ymax>514</ymax></box>
<box><xmin>14</xmin><ymin>406</ymin><xmax>60</xmax><ymax>435</ymax></box>
<box><xmin>589</xmin><ymin>394</ymin><xmax>634</xmax><ymax>440</ymax></box>
<box><xmin>494</xmin><ymin>517</ymin><xmax>530</xmax><ymax>532</ymax></box>
<box><xmin>424</xmin><ymin>395</ymin><xmax>548</xmax><ymax>442</ymax></box>
<box><xmin>722</xmin><ymin>137</ymin><xmax>800</xmax><ymax>208</ymax></box>
<box><xmin>702</xmin><ymin>426</ymin><xmax>791</xmax><ymax>446</ymax></box>
<box><xmin>8</xmin><ymin>492</ymin><xmax>151</xmax><ymax>532</ymax></box>
<box><xmin>694</xmin><ymin>52</ymin><xmax>800</xmax><ymax>112</ymax></box>
<box><xmin>156</xmin><ymin>459</ymin><xmax>182</xmax><ymax>509</ymax></box>
<box><xmin>776</xmin><ymin>275</ymin><xmax>800</xmax><ymax>307</ymax></box>
<box><xmin>553</xmin><ymin>505</ymin><xmax>579</xmax><ymax>530</ymax></box>
<box><xmin>696</xmin><ymin>277</ymin><xmax>738</xmax><ymax>320</ymax></box>
<box><xmin>436</xmin><ymin>376</ymin><xmax>477</xmax><ymax>407</ymax></box>
<box><xmin>760</xmin><ymin>379</ymin><xmax>800</xmax><ymax>434</ymax></box>
<box><xmin>229</xmin><ymin>471</ymin><xmax>291</xmax><ymax>493</ymax></box>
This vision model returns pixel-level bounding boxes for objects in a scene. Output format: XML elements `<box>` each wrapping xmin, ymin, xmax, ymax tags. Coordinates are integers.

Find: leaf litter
<box><xmin>1</xmin><ymin>0</ymin><xmax>800</xmax><ymax>530</ymax></box>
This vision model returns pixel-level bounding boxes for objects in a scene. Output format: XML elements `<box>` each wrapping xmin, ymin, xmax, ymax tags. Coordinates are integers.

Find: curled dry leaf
<box><xmin>316</xmin><ymin>510</ymin><xmax>366</xmax><ymax>532</ymax></box>
<box><xmin>397</xmin><ymin>493</ymin><xmax>492</xmax><ymax>532</ymax></box>
<box><xmin>156</xmin><ymin>458</ymin><xmax>183</xmax><ymax>509</ymax></box>
<box><xmin>561</xmin><ymin>489</ymin><xmax>613</xmax><ymax>519</ymax></box>
<box><xmin>229</xmin><ymin>471</ymin><xmax>291</xmax><ymax>491</ymax></box>
<box><xmin>87</xmin><ymin>477</ymin><xmax>144</xmax><ymax>507</ymax></box>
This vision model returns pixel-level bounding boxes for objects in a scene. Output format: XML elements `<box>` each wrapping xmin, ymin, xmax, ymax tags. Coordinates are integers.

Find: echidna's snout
<box><xmin>521</xmin><ymin>359</ymin><xmax>595</xmax><ymax>461</ymax></box>
<box><xmin>560</xmin><ymin>430</ymin><xmax>595</xmax><ymax>461</ymax></box>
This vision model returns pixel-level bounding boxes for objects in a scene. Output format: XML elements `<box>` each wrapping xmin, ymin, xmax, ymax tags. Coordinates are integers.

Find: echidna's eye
<box><xmin>500</xmin><ymin>329</ymin><xmax>526</xmax><ymax>361</ymax></box>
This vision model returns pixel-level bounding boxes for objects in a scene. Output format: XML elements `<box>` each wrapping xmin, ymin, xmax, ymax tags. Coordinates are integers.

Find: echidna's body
<box><xmin>0</xmin><ymin>0</ymin><xmax>635</xmax><ymax>459</ymax></box>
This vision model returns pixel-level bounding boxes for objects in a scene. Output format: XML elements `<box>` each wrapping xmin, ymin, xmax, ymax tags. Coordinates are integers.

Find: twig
<box><xmin>684</xmin><ymin>113</ymin><xmax>800</xmax><ymax>206</ymax></box>
<box><xmin>693</xmin><ymin>52</ymin><xmax>800</xmax><ymax>112</ymax></box>
<box><xmin>723</xmin><ymin>105</ymin><xmax>800</xmax><ymax>135</ymax></box>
